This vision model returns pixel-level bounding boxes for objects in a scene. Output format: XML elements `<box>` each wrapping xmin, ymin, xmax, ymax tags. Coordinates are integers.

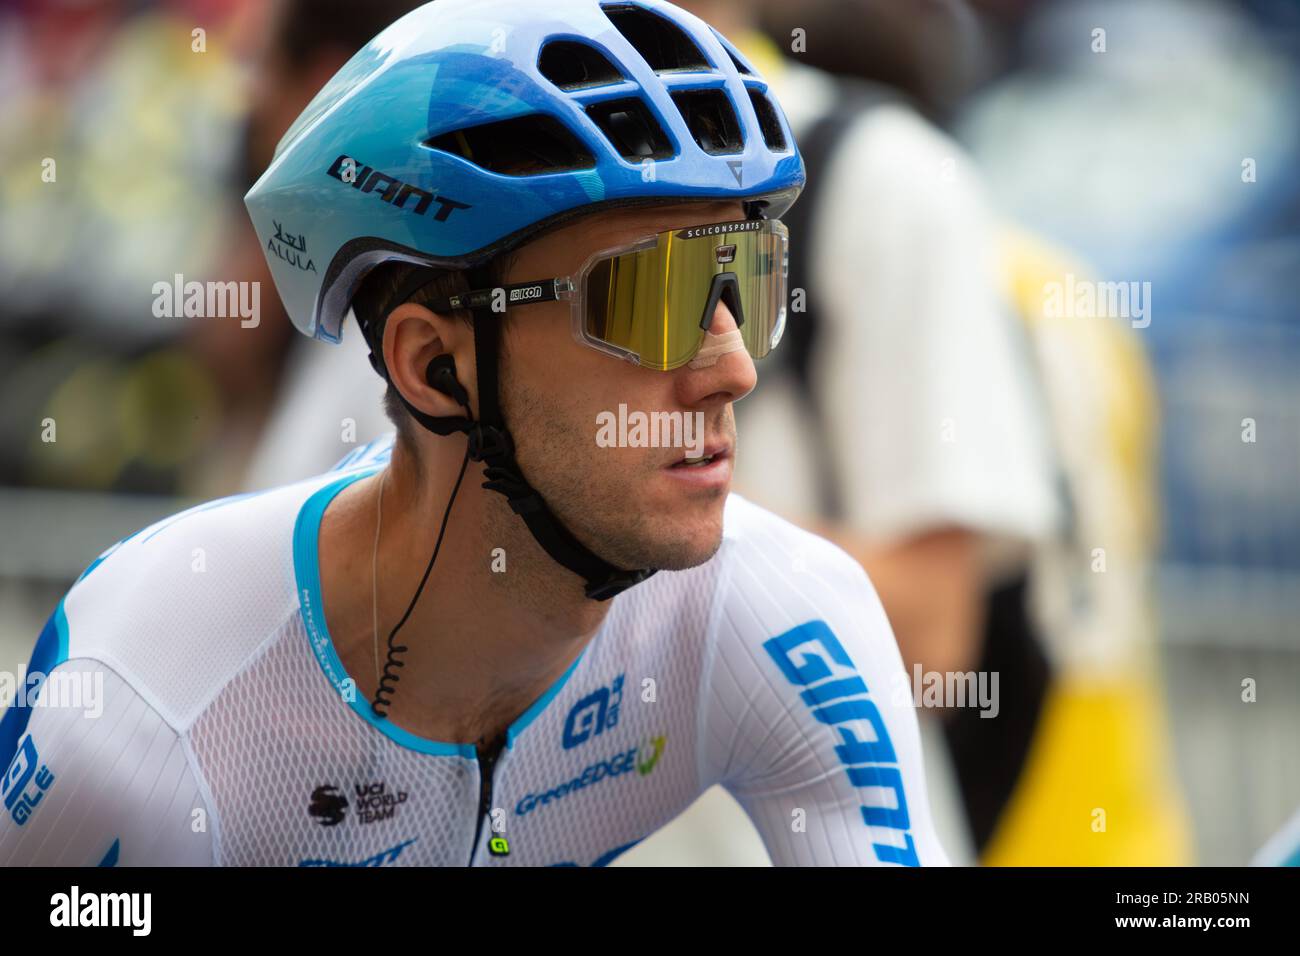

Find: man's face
<box><xmin>495</xmin><ymin>200</ymin><xmax>757</xmax><ymax>572</ymax></box>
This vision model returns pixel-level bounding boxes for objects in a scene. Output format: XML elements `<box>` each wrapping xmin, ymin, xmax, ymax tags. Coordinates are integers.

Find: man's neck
<box><xmin>315</xmin><ymin>438</ymin><xmax>611</xmax><ymax>748</ymax></box>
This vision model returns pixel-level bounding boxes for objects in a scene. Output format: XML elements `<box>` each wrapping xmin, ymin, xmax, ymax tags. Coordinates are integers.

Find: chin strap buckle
<box><xmin>467</xmin><ymin>424</ymin><xmax>514</xmax><ymax>462</ymax></box>
<box><xmin>583</xmin><ymin>568</ymin><xmax>658</xmax><ymax>602</ymax></box>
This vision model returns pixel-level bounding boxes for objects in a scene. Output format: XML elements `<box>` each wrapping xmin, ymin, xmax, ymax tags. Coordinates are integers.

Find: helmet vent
<box><xmin>711</xmin><ymin>29</ymin><xmax>758</xmax><ymax>76</ymax></box>
<box><xmin>671</xmin><ymin>89</ymin><xmax>743</xmax><ymax>155</ymax></box>
<box><xmin>601</xmin><ymin>3</ymin><xmax>710</xmax><ymax>72</ymax></box>
<box><xmin>585</xmin><ymin>97</ymin><xmax>674</xmax><ymax>161</ymax></box>
<box><xmin>747</xmin><ymin>89</ymin><xmax>787</xmax><ymax>151</ymax></box>
<box><xmin>424</xmin><ymin>114</ymin><xmax>596</xmax><ymax>175</ymax></box>
<box><xmin>538</xmin><ymin>40</ymin><xmax>624</xmax><ymax>91</ymax></box>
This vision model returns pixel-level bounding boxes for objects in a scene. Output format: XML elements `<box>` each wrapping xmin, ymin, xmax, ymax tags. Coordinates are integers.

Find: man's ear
<box><xmin>383</xmin><ymin>302</ymin><xmax>475</xmax><ymax>421</ymax></box>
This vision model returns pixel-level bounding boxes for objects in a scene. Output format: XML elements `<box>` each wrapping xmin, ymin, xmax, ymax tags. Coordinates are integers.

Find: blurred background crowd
<box><xmin>0</xmin><ymin>0</ymin><xmax>1296</xmax><ymax>866</ymax></box>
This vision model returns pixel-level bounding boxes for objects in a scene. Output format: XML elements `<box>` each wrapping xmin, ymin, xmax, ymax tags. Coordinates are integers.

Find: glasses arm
<box><xmin>427</xmin><ymin>277</ymin><xmax>574</xmax><ymax>314</ymax></box>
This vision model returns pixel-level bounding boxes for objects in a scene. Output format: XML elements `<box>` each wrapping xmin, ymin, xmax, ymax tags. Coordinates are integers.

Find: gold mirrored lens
<box><xmin>583</xmin><ymin>220</ymin><xmax>787</xmax><ymax>371</ymax></box>
<box><xmin>728</xmin><ymin>228</ymin><xmax>786</xmax><ymax>362</ymax></box>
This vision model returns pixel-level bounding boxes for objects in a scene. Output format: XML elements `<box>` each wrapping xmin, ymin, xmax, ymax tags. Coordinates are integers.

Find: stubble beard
<box><xmin>490</xmin><ymin>368</ymin><xmax>730</xmax><ymax>585</ymax></box>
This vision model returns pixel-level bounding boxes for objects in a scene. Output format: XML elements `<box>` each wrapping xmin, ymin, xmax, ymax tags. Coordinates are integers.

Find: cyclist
<box><xmin>0</xmin><ymin>0</ymin><xmax>949</xmax><ymax>867</ymax></box>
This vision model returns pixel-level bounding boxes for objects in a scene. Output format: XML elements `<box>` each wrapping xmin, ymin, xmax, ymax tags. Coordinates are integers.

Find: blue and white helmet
<box><xmin>245</xmin><ymin>0</ymin><xmax>805</xmax><ymax>344</ymax></box>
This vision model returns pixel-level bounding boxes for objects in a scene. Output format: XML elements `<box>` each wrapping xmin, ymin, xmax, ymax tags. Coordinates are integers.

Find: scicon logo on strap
<box><xmin>508</xmin><ymin>284</ymin><xmax>544</xmax><ymax>303</ymax></box>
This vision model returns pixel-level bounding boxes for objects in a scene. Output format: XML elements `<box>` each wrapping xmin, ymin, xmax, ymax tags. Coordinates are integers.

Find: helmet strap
<box><xmin>361</xmin><ymin>277</ymin><xmax>656</xmax><ymax>601</ymax></box>
<box><xmin>465</xmin><ymin>303</ymin><xmax>656</xmax><ymax>601</ymax></box>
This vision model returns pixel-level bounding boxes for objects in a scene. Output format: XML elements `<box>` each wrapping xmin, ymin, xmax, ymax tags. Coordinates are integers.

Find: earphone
<box><xmin>370</xmin><ymin>353</ymin><xmax>474</xmax><ymax>719</ymax></box>
<box><xmin>426</xmin><ymin>354</ymin><xmax>469</xmax><ymax>409</ymax></box>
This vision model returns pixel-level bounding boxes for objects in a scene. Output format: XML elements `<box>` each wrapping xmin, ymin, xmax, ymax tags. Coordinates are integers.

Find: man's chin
<box><xmin>623</xmin><ymin>506</ymin><xmax>727</xmax><ymax>572</ymax></box>
<box><xmin>551</xmin><ymin>477</ymin><xmax>730</xmax><ymax>575</ymax></box>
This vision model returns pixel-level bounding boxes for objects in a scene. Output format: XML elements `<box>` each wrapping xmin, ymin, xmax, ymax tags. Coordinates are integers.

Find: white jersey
<box><xmin>0</xmin><ymin>435</ymin><xmax>948</xmax><ymax>867</ymax></box>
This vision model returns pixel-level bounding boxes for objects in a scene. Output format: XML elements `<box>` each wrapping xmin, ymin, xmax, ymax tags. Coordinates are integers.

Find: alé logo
<box><xmin>2</xmin><ymin>734</ymin><xmax>54</xmax><ymax>826</ymax></box>
<box><xmin>563</xmin><ymin>674</ymin><xmax>624</xmax><ymax>750</ymax></box>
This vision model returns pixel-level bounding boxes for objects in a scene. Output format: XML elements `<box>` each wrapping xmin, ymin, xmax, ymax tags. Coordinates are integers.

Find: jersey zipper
<box><xmin>468</xmin><ymin>732</ymin><xmax>507</xmax><ymax>866</ymax></box>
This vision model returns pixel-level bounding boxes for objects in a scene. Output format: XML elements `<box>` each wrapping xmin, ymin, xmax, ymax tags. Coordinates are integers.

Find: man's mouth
<box><xmin>668</xmin><ymin>444</ymin><xmax>730</xmax><ymax>469</ymax></box>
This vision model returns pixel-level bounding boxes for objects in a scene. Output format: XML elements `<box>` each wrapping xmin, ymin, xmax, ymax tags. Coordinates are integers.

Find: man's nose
<box><xmin>678</xmin><ymin>295</ymin><xmax>756</xmax><ymax>403</ymax></box>
<box><xmin>704</xmin><ymin>293</ymin><xmax>741</xmax><ymax>335</ymax></box>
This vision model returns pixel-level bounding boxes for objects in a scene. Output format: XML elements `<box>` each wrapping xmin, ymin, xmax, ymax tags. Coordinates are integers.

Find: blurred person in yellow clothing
<box><xmin>981</xmin><ymin>228</ymin><xmax>1192</xmax><ymax>865</ymax></box>
<box><xmin>620</xmin><ymin>0</ymin><xmax>1192</xmax><ymax>866</ymax></box>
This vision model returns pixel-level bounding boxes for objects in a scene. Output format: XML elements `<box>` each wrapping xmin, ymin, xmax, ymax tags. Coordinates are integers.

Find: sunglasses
<box><xmin>424</xmin><ymin>218</ymin><xmax>789</xmax><ymax>371</ymax></box>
